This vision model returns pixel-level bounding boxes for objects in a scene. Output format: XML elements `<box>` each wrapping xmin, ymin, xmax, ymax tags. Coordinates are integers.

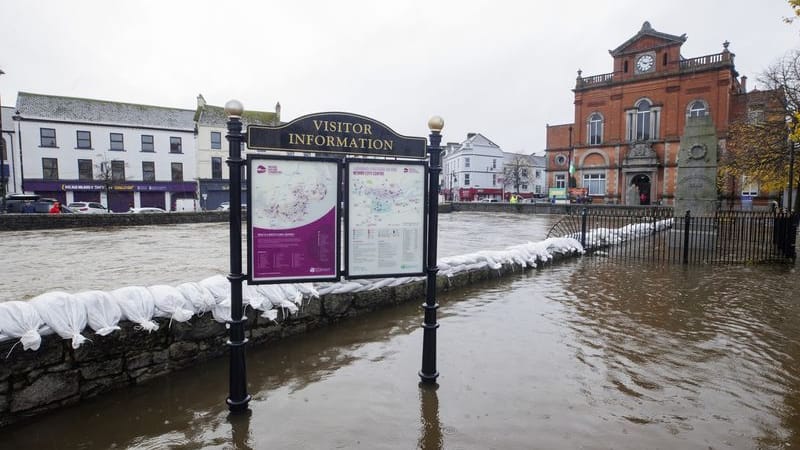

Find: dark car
<box><xmin>3</xmin><ymin>194</ymin><xmax>40</xmax><ymax>213</ymax></box>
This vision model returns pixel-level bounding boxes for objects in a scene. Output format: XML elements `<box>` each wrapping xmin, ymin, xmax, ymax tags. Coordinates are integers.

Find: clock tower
<box><xmin>544</xmin><ymin>21</ymin><xmax>755</xmax><ymax>206</ymax></box>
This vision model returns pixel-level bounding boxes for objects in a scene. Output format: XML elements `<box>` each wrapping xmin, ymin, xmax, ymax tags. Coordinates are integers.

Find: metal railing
<box><xmin>547</xmin><ymin>208</ymin><xmax>798</xmax><ymax>264</ymax></box>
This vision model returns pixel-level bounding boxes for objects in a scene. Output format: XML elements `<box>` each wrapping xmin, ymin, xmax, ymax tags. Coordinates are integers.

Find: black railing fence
<box><xmin>546</xmin><ymin>208</ymin><xmax>798</xmax><ymax>264</ymax></box>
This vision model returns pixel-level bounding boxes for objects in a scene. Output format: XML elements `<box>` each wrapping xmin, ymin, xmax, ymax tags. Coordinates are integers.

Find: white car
<box><xmin>67</xmin><ymin>202</ymin><xmax>108</xmax><ymax>214</ymax></box>
<box><xmin>129</xmin><ymin>207</ymin><xmax>167</xmax><ymax>214</ymax></box>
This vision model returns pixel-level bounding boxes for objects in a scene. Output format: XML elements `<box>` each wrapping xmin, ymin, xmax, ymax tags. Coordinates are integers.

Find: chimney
<box><xmin>275</xmin><ymin>101</ymin><xmax>281</xmax><ymax>121</ymax></box>
<box><xmin>196</xmin><ymin>94</ymin><xmax>206</xmax><ymax>108</ymax></box>
<box><xmin>467</xmin><ymin>133</ymin><xmax>476</xmax><ymax>139</ymax></box>
<box><xmin>740</xmin><ymin>76</ymin><xmax>747</xmax><ymax>93</ymax></box>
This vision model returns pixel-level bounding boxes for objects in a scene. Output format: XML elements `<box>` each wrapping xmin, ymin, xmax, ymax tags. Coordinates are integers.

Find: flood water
<box><xmin>2</xmin><ymin>212</ymin><xmax>800</xmax><ymax>449</ymax></box>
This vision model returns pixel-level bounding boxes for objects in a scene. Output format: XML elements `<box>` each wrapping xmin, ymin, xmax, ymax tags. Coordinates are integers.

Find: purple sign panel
<box><xmin>248</xmin><ymin>156</ymin><xmax>341</xmax><ymax>283</ymax></box>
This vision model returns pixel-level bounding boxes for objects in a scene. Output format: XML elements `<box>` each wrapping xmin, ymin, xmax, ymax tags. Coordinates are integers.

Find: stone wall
<box><xmin>0</xmin><ymin>211</ymin><xmax>228</xmax><ymax>231</ymax></box>
<box><xmin>0</xmin><ymin>256</ymin><xmax>576</xmax><ymax>427</ymax></box>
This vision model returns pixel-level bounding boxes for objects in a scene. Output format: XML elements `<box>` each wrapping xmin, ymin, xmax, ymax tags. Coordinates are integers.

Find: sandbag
<box><xmin>30</xmin><ymin>292</ymin><xmax>88</xmax><ymax>349</ymax></box>
<box><xmin>75</xmin><ymin>290</ymin><xmax>121</xmax><ymax>336</ymax></box>
<box><xmin>149</xmin><ymin>285</ymin><xmax>194</xmax><ymax>323</ymax></box>
<box><xmin>111</xmin><ymin>286</ymin><xmax>158</xmax><ymax>332</ymax></box>
<box><xmin>199</xmin><ymin>274</ymin><xmax>229</xmax><ymax>302</ymax></box>
<box><xmin>0</xmin><ymin>301</ymin><xmax>44</xmax><ymax>351</ymax></box>
<box><xmin>176</xmin><ymin>282</ymin><xmax>216</xmax><ymax>314</ymax></box>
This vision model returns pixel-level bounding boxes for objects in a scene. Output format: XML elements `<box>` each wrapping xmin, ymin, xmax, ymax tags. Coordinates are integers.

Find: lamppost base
<box><xmin>226</xmin><ymin>395</ymin><xmax>252</xmax><ymax>413</ymax></box>
<box><xmin>418</xmin><ymin>370</ymin><xmax>439</xmax><ymax>383</ymax></box>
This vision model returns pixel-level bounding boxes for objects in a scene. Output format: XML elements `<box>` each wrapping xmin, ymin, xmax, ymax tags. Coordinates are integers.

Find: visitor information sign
<box><xmin>247</xmin><ymin>155</ymin><xmax>341</xmax><ymax>283</ymax></box>
<box><xmin>345</xmin><ymin>160</ymin><xmax>427</xmax><ymax>278</ymax></box>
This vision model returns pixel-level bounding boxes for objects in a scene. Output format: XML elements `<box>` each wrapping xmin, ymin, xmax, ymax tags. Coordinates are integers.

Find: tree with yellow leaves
<box><xmin>722</xmin><ymin>49</ymin><xmax>800</xmax><ymax>211</ymax></box>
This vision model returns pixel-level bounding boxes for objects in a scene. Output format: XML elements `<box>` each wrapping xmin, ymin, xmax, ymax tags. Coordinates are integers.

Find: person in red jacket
<box><xmin>49</xmin><ymin>201</ymin><xmax>62</xmax><ymax>214</ymax></box>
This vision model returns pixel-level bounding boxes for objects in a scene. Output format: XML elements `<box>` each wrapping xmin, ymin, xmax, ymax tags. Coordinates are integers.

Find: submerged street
<box><xmin>1</xmin><ymin>212</ymin><xmax>799</xmax><ymax>448</ymax></box>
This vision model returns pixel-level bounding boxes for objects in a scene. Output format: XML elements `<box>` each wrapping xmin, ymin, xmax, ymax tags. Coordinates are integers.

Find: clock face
<box><xmin>636</xmin><ymin>54</ymin><xmax>654</xmax><ymax>72</ymax></box>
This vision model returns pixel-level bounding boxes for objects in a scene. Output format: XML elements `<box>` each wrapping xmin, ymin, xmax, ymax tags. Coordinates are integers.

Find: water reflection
<box><xmin>229</xmin><ymin>410</ymin><xmax>253</xmax><ymax>450</ymax></box>
<box><xmin>417</xmin><ymin>383</ymin><xmax>443</xmax><ymax>450</ymax></box>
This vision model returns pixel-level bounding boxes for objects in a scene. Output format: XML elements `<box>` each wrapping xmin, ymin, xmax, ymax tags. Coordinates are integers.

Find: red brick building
<box><xmin>545</xmin><ymin>21</ymin><xmax>769</xmax><ymax>206</ymax></box>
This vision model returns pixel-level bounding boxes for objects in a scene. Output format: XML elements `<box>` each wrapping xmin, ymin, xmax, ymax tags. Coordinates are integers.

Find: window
<box><xmin>464</xmin><ymin>157</ymin><xmax>470</xmax><ymax>168</ymax></box>
<box><xmin>111</xmin><ymin>160</ymin><xmax>125</xmax><ymax>181</ymax></box>
<box><xmin>626</xmin><ymin>99</ymin><xmax>660</xmax><ymax>142</ymax></box>
<box><xmin>171</xmin><ymin>162</ymin><xmax>183</xmax><ymax>181</ymax></box>
<box><xmin>535</xmin><ymin>170</ymin><xmax>541</xmax><ymax>179</ymax></box>
<box><xmin>492</xmin><ymin>173</ymin><xmax>497</xmax><ymax>186</ymax></box>
<box><xmin>555</xmin><ymin>174</ymin><xmax>566</xmax><ymax>189</ymax></box>
<box><xmin>110</xmin><ymin>133</ymin><xmax>124</xmax><ymax>151</ymax></box>
<box><xmin>747</xmin><ymin>106</ymin><xmax>765</xmax><ymax>124</ymax></box>
<box><xmin>211</xmin><ymin>131</ymin><xmax>222</xmax><ymax>150</ymax></box>
<box><xmin>623</xmin><ymin>60</ymin><xmax>629</xmax><ymax>73</ymax></box>
<box><xmin>521</xmin><ymin>168</ymin><xmax>528</xmax><ymax>177</ymax></box>
<box><xmin>142</xmin><ymin>161</ymin><xmax>155</xmax><ymax>182</ymax></box>
<box><xmin>40</xmin><ymin>128</ymin><xmax>57</xmax><ymax>147</ymax></box>
<box><xmin>170</xmin><ymin>137</ymin><xmax>182</xmax><ymax>153</ymax></box>
<box><xmin>535</xmin><ymin>185</ymin><xmax>542</xmax><ymax>194</ymax></box>
<box><xmin>583</xmin><ymin>172</ymin><xmax>606</xmax><ymax>196</ymax></box>
<box><xmin>76</xmin><ymin>131</ymin><xmax>91</xmax><ymax>149</ymax></box>
<box><xmin>635</xmin><ymin>101</ymin><xmax>651</xmax><ymax>140</ymax></box>
<box><xmin>492</xmin><ymin>159</ymin><xmax>496</xmax><ymax>169</ymax></box>
<box><xmin>464</xmin><ymin>173</ymin><xmax>470</xmax><ymax>186</ymax></box>
<box><xmin>212</xmin><ymin>157</ymin><xmax>222</xmax><ymax>179</ymax></box>
<box><xmin>42</xmin><ymin>158</ymin><xmax>59</xmax><ymax>179</ymax></box>
<box><xmin>741</xmin><ymin>176</ymin><xmax>759</xmax><ymax>197</ymax></box>
<box><xmin>78</xmin><ymin>159</ymin><xmax>93</xmax><ymax>180</ymax></box>
<box><xmin>141</xmin><ymin>135</ymin><xmax>154</xmax><ymax>152</ymax></box>
<box><xmin>1</xmin><ymin>138</ymin><xmax>6</xmax><ymax>161</ymax></box>
<box><xmin>521</xmin><ymin>184</ymin><xmax>528</xmax><ymax>190</ymax></box>
<box><xmin>688</xmin><ymin>100</ymin><xmax>707</xmax><ymax>117</ymax></box>
<box><xmin>588</xmin><ymin>113</ymin><xmax>603</xmax><ymax>145</ymax></box>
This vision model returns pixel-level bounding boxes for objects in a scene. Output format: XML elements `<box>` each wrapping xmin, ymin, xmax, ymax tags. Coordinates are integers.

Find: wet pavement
<box><xmin>2</xmin><ymin>212</ymin><xmax>800</xmax><ymax>449</ymax></box>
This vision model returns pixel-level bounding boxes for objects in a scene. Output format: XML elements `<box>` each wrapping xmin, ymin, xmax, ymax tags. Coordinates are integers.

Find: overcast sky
<box><xmin>1</xmin><ymin>1</ymin><xmax>797</xmax><ymax>154</ymax></box>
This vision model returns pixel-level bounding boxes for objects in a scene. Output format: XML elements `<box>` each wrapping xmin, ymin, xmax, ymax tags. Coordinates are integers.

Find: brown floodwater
<box><xmin>1</xmin><ymin>213</ymin><xmax>799</xmax><ymax>449</ymax></box>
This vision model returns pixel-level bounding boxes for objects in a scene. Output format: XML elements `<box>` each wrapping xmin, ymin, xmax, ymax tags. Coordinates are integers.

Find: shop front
<box><xmin>24</xmin><ymin>180</ymin><xmax>196</xmax><ymax>212</ymax></box>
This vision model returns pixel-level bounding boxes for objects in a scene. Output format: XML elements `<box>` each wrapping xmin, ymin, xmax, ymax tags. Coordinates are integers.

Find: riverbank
<box><xmin>0</xmin><ymin>238</ymin><xmax>583</xmax><ymax>427</ymax></box>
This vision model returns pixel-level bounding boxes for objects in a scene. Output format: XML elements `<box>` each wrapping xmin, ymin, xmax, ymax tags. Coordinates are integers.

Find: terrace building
<box><xmin>13</xmin><ymin>92</ymin><xmax>196</xmax><ymax>212</ymax></box>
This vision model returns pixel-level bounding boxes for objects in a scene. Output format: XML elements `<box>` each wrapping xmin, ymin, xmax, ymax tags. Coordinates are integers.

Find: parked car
<box><xmin>129</xmin><ymin>207</ymin><xmax>167</xmax><ymax>214</ymax></box>
<box><xmin>216</xmin><ymin>202</ymin><xmax>247</xmax><ymax>212</ymax></box>
<box><xmin>3</xmin><ymin>193</ymin><xmax>40</xmax><ymax>213</ymax></box>
<box><xmin>67</xmin><ymin>202</ymin><xmax>109</xmax><ymax>214</ymax></box>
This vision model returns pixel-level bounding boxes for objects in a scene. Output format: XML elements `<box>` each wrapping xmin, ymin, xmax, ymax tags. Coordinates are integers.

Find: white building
<box><xmin>14</xmin><ymin>92</ymin><xmax>196</xmax><ymax>212</ymax></box>
<box><xmin>501</xmin><ymin>152</ymin><xmax>547</xmax><ymax>199</ymax></box>
<box><xmin>1</xmin><ymin>106</ymin><xmax>19</xmax><ymax>195</ymax></box>
<box><xmin>194</xmin><ymin>94</ymin><xmax>280</xmax><ymax>210</ymax></box>
<box><xmin>442</xmin><ymin>133</ymin><xmax>505</xmax><ymax>201</ymax></box>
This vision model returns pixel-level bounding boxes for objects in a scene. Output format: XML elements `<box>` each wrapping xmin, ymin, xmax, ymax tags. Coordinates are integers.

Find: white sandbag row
<box><xmin>0</xmin><ymin>275</ymin><xmax>319</xmax><ymax>353</ymax></box>
<box><xmin>316</xmin><ymin>236</ymin><xmax>584</xmax><ymax>296</ymax></box>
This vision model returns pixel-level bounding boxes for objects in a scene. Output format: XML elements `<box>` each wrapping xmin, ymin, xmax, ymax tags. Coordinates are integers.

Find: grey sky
<box><xmin>1</xmin><ymin>1</ymin><xmax>797</xmax><ymax>153</ymax></box>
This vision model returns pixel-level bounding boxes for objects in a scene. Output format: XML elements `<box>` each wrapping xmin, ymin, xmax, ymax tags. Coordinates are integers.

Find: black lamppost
<box><xmin>224</xmin><ymin>99</ymin><xmax>250</xmax><ymax>412</ymax></box>
<box><xmin>420</xmin><ymin>116</ymin><xmax>444</xmax><ymax>383</ymax></box>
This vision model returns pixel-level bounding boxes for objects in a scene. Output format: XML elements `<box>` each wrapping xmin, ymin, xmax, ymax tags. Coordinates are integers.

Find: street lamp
<box><xmin>420</xmin><ymin>115</ymin><xmax>444</xmax><ymax>384</ymax></box>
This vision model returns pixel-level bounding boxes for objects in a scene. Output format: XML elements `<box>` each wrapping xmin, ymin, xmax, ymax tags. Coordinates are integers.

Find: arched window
<box><xmin>626</xmin><ymin>98</ymin><xmax>660</xmax><ymax>142</ymax></box>
<box><xmin>587</xmin><ymin>113</ymin><xmax>603</xmax><ymax>145</ymax></box>
<box><xmin>688</xmin><ymin>100</ymin><xmax>707</xmax><ymax>117</ymax></box>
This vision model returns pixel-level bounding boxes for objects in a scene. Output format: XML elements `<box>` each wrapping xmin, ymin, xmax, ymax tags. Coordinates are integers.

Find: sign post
<box><xmin>224</xmin><ymin>100</ymin><xmax>250</xmax><ymax>413</ymax></box>
<box><xmin>419</xmin><ymin>116</ymin><xmax>444</xmax><ymax>384</ymax></box>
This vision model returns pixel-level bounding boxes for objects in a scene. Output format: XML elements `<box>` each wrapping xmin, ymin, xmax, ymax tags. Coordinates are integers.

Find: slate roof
<box><xmin>1</xmin><ymin>106</ymin><xmax>15</xmax><ymax>132</ymax></box>
<box><xmin>609</xmin><ymin>21</ymin><xmax>687</xmax><ymax>56</ymax></box>
<box><xmin>15</xmin><ymin>92</ymin><xmax>195</xmax><ymax>130</ymax></box>
<box><xmin>195</xmin><ymin>104</ymin><xmax>278</xmax><ymax>128</ymax></box>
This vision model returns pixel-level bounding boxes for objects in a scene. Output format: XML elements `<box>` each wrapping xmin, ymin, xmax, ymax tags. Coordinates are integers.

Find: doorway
<box><xmin>631</xmin><ymin>174</ymin><xmax>651</xmax><ymax>205</ymax></box>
